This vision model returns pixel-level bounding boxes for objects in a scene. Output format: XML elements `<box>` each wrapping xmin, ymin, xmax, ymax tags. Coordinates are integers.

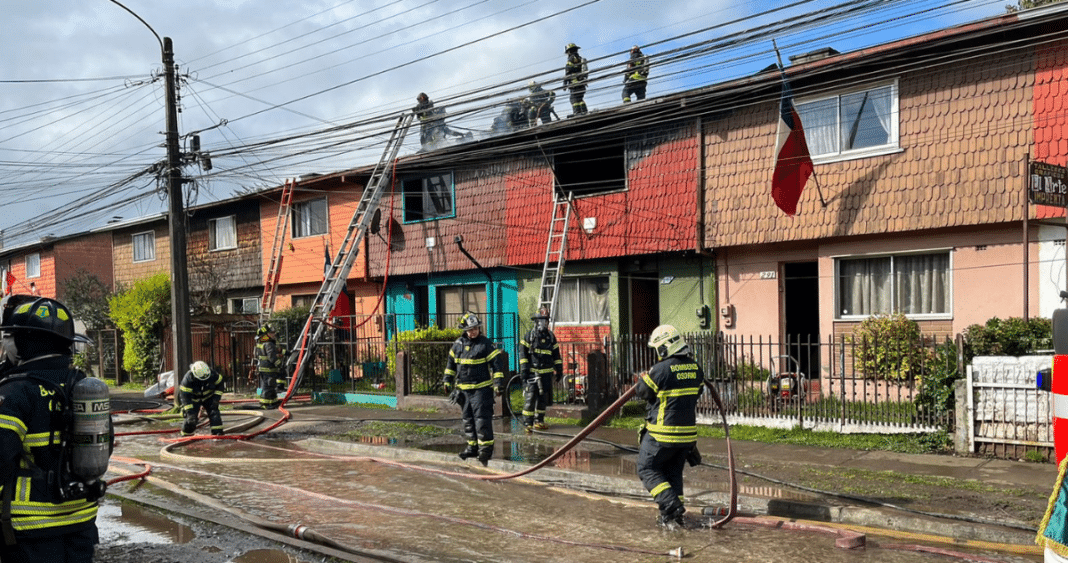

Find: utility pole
<box><xmin>163</xmin><ymin>36</ymin><xmax>192</xmax><ymax>402</ymax></box>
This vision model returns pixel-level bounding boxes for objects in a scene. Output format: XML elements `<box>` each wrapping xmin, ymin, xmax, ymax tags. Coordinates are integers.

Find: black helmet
<box><xmin>0</xmin><ymin>297</ymin><xmax>76</xmax><ymax>342</ymax></box>
<box><xmin>257</xmin><ymin>324</ymin><xmax>275</xmax><ymax>338</ymax></box>
<box><xmin>531</xmin><ymin>306</ymin><xmax>550</xmax><ymax>321</ymax></box>
<box><xmin>565</xmin><ymin>43</ymin><xmax>579</xmax><ymax>54</ymax></box>
<box><xmin>458</xmin><ymin>312</ymin><xmax>481</xmax><ymax>331</ymax></box>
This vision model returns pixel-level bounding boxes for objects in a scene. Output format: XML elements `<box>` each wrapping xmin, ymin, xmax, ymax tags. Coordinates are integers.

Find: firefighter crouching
<box><xmin>180</xmin><ymin>360</ymin><xmax>226</xmax><ymax>436</ymax></box>
<box><xmin>636</xmin><ymin>324</ymin><xmax>704</xmax><ymax>531</ymax></box>
<box><xmin>518</xmin><ymin>307</ymin><xmax>562</xmax><ymax>431</ymax></box>
<box><xmin>255</xmin><ymin>324</ymin><xmax>283</xmax><ymax>410</ymax></box>
<box><xmin>443</xmin><ymin>313</ymin><xmax>504</xmax><ymax>466</ymax></box>
<box><xmin>0</xmin><ymin>296</ymin><xmax>112</xmax><ymax>563</ymax></box>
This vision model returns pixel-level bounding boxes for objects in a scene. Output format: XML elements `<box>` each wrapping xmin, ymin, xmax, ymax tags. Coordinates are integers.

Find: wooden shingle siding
<box><xmin>706</xmin><ymin>48</ymin><xmax>1034</xmax><ymax>248</ymax></box>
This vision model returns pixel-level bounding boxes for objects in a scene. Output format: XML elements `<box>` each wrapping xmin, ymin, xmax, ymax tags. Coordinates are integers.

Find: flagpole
<box><xmin>773</xmin><ymin>41</ymin><xmax>827</xmax><ymax>210</ymax></box>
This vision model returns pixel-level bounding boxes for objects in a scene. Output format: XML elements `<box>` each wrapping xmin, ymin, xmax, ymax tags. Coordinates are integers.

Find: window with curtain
<box><xmin>209</xmin><ymin>216</ymin><xmax>237</xmax><ymax>250</ymax></box>
<box><xmin>436</xmin><ymin>285</ymin><xmax>487</xmax><ymax>328</ymax></box>
<box><xmin>555</xmin><ymin>276</ymin><xmax>610</xmax><ymax>324</ymax></box>
<box><xmin>403</xmin><ymin>172</ymin><xmax>454</xmax><ymax>223</ymax></box>
<box><xmin>797</xmin><ymin>82</ymin><xmax>897</xmax><ymax>160</ymax></box>
<box><xmin>25</xmin><ymin>254</ymin><xmax>40</xmax><ymax>278</ymax></box>
<box><xmin>292</xmin><ymin>198</ymin><xmax>327</xmax><ymax>238</ymax></box>
<box><xmin>836</xmin><ymin>252</ymin><xmax>949</xmax><ymax>318</ymax></box>
<box><xmin>132</xmin><ymin>232</ymin><xmax>155</xmax><ymax>263</ymax></box>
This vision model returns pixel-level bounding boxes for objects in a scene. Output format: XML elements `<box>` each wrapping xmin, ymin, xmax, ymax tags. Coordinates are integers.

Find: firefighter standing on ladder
<box><xmin>518</xmin><ymin>307</ymin><xmax>562</xmax><ymax>432</ymax></box>
<box><xmin>255</xmin><ymin>324</ymin><xmax>283</xmax><ymax>410</ymax></box>
<box><xmin>443</xmin><ymin>313</ymin><xmax>504</xmax><ymax>466</ymax></box>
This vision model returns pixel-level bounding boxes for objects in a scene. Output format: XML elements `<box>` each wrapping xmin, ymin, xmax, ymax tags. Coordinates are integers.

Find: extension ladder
<box><xmin>537</xmin><ymin>191</ymin><xmax>574</xmax><ymax>329</ymax></box>
<box><xmin>285</xmin><ymin>113</ymin><xmax>413</xmax><ymax>393</ymax></box>
<box><xmin>260</xmin><ymin>178</ymin><xmax>295</xmax><ymax>323</ymax></box>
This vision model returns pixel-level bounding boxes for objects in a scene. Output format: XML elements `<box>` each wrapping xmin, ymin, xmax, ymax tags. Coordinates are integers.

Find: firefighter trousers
<box><xmin>521</xmin><ymin>374</ymin><xmax>553</xmax><ymax>425</ymax></box>
<box><xmin>460</xmin><ymin>386</ymin><xmax>494</xmax><ymax>457</ymax></box>
<box><xmin>636</xmin><ymin>431</ymin><xmax>690</xmax><ymax>517</ymax></box>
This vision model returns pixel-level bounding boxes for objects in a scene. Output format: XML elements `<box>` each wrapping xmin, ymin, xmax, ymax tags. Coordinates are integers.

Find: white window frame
<box><xmin>554</xmin><ymin>276</ymin><xmax>611</xmax><ymax>325</ymax></box>
<box><xmin>209</xmin><ymin>215</ymin><xmax>237</xmax><ymax>251</ymax></box>
<box><xmin>834</xmin><ymin>249</ymin><xmax>952</xmax><ymax>321</ymax></box>
<box><xmin>25</xmin><ymin>253</ymin><xmax>40</xmax><ymax>279</ymax></box>
<box><xmin>796</xmin><ymin>79</ymin><xmax>900</xmax><ymax>164</ymax></box>
<box><xmin>132</xmin><ymin>231</ymin><xmax>156</xmax><ymax>263</ymax></box>
<box><xmin>292</xmin><ymin>198</ymin><xmax>328</xmax><ymax>238</ymax></box>
<box><xmin>229</xmin><ymin>297</ymin><xmax>260</xmax><ymax>314</ymax></box>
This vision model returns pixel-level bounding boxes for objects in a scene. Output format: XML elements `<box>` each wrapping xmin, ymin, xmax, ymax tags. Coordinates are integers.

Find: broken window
<box><xmin>554</xmin><ymin>140</ymin><xmax>626</xmax><ymax>198</ymax></box>
<box><xmin>403</xmin><ymin>172</ymin><xmax>454</xmax><ymax>223</ymax></box>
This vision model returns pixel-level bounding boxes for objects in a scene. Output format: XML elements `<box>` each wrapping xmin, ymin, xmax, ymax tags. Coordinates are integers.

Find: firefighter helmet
<box><xmin>648</xmin><ymin>324</ymin><xmax>686</xmax><ymax>359</ymax></box>
<box><xmin>458</xmin><ymin>312</ymin><xmax>481</xmax><ymax>331</ymax></box>
<box><xmin>0</xmin><ymin>297</ymin><xmax>75</xmax><ymax>342</ymax></box>
<box><xmin>416</xmin><ymin>92</ymin><xmax>429</xmax><ymax>103</ymax></box>
<box><xmin>531</xmin><ymin>306</ymin><xmax>550</xmax><ymax>321</ymax></box>
<box><xmin>565</xmin><ymin>43</ymin><xmax>579</xmax><ymax>54</ymax></box>
<box><xmin>190</xmin><ymin>360</ymin><xmax>212</xmax><ymax>381</ymax></box>
<box><xmin>257</xmin><ymin>324</ymin><xmax>275</xmax><ymax>338</ymax></box>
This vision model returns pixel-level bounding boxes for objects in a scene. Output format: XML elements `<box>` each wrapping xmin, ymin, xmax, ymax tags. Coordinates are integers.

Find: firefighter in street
<box><xmin>518</xmin><ymin>307</ymin><xmax>562</xmax><ymax>431</ymax></box>
<box><xmin>636</xmin><ymin>324</ymin><xmax>704</xmax><ymax>530</ymax></box>
<box><xmin>526</xmin><ymin>81</ymin><xmax>556</xmax><ymax>126</ymax></box>
<box><xmin>442</xmin><ymin>312</ymin><xmax>504</xmax><ymax>466</ymax></box>
<box><xmin>563</xmin><ymin>43</ymin><xmax>589</xmax><ymax>117</ymax></box>
<box><xmin>255</xmin><ymin>324</ymin><xmax>283</xmax><ymax>410</ymax></box>
<box><xmin>413</xmin><ymin>92</ymin><xmax>467</xmax><ymax>148</ymax></box>
<box><xmin>179</xmin><ymin>360</ymin><xmax>226</xmax><ymax>436</ymax></box>
<box><xmin>0</xmin><ymin>297</ymin><xmax>110</xmax><ymax>563</ymax></box>
<box><xmin>623</xmin><ymin>45</ymin><xmax>650</xmax><ymax>103</ymax></box>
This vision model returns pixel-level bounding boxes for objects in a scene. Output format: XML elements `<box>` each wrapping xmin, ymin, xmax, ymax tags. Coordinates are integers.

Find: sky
<box><xmin>0</xmin><ymin>0</ymin><xmax>1008</xmax><ymax>249</ymax></box>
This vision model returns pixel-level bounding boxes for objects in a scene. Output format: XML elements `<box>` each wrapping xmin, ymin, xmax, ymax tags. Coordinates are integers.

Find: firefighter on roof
<box><xmin>443</xmin><ymin>313</ymin><xmax>504</xmax><ymax>466</ymax></box>
<box><xmin>623</xmin><ymin>45</ymin><xmax>650</xmax><ymax>103</ymax></box>
<box><xmin>526</xmin><ymin>81</ymin><xmax>556</xmax><ymax>126</ymax></box>
<box><xmin>518</xmin><ymin>307</ymin><xmax>562</xmax><ymax>431</ymax></box>
<box><xmin>563</xmin><ymin>43</ymin><xmax>589</xmax><ymax>117</ymax></box>
<box><xmin>0</xmin><ymin>296</ymin><xmax>111</xmax><ymax>563</ymax></box>
<box><xmin>636</xmin><ymin>324</ymin><xmax>704</xmax><ymax>531</ymax></box>
<box><xmin>255</xmin><ymin>324</ymin><xmax>283</xmax><ymax>410</ymax></box>
<box><xmin>413</xmin><ymin>92</ymin><xmax>467</xmax><ymax>148</ymax></box>
<box><xmin>179</xmin><ymin>360</ymin><xmax>226</xmax><ymax>436</ymax></box>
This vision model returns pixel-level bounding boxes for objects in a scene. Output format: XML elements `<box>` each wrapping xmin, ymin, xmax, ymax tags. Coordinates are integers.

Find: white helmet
<box><xmin>648</xmin><ymin>325</ymin><xmax>687</xmax><ymax>359</ymax></box>
<box><xmin>190</xmin><ymin>360</ymin><xmax>212</xmax><ymax>381</ymax></box>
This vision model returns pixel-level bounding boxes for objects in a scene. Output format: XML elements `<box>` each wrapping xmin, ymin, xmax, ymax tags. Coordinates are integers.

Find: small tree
<box><xmin>109</xmin><ymin>272</ymin><xmax>170</xmax><ymax>384</ymax></box>
<box><xmin>59</xmin><ymin>269</ymin><xmax>113</xmax><ymax>330</ymax></box>
<box><xmin>387</xmin><ymin>324</ymin><xmax>462</xmax><ymax>394</ymax></box>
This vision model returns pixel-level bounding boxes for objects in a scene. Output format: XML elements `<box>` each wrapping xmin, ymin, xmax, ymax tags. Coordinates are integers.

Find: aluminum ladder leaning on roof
<box><xmin>284</xmin><ymin>112</ymin><xmax>414</xmax><ymax>396</ymax></box>
<box><xmin>260</xmin><ymin>178</ymin><xmax>296</xmax><ymax>323</ymax></box>
<box><xmin>536</xmin><ymin>190</ymin><xmax>574</xmax><ymax>329</ymax></box>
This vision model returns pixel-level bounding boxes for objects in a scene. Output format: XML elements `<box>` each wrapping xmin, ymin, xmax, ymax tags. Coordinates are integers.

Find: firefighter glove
<box><xmin>686</xmin><ymin>445</ymin><xmax>702</xmax><ymax>467</ymax></box>
<box><xmin>494</xmin><ymin>382</ymin><xmax>503</xmax><ymax>397</ymax></box>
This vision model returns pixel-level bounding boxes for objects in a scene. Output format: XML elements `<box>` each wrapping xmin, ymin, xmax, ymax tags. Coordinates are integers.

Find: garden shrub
<box><xmin>109</xmin><ymin>272</ymin><xmax>170</xmax><ymax>383</ymax></box>
<box><xmin>387</xmin><ymin>324</ymin><xmax>462</xmax><ymax>394</ymax></box>
<box><xmin>962</xmin><ymin>316</ymin><xmax>1052</xmax><ymax>364</ymax></box>
<box><xmin>915</xmin><ymin>338</ymin><xmax>961</xmax><ymax>417</ymax></box>
<box><xmin>853</xmin><ymin>312</ymin><xmax>922</xmax><ymax>381</ymax></box>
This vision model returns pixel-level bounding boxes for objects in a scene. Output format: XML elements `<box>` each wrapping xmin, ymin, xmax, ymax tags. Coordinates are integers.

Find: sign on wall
<box><xmin>1029</xmin><ymin>160</ymin><xmax>1068</xmax><ymax>207</ymax></box>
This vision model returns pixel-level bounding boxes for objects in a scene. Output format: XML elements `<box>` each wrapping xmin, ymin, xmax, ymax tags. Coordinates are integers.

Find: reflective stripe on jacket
<box><xmin>518</xmin><ymin>328</ymin><xmax>562</xmax><ymax>378</ymax></box>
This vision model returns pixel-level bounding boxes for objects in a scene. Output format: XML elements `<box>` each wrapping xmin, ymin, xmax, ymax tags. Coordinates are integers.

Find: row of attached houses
<box><xmin>4</xmin><ymin>6</ymin><xmax>1068</xmax><ymax>379</ymax></box>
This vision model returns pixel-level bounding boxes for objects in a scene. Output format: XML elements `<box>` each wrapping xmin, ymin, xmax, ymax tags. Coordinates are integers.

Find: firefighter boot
<box><xmin>657</xmin><ymin>505</ymin><xmax>686</xmax><ymax>531</ymax></box>
<box><xmin>477</xmin><ymin>447</ymin><xmax>493</xmax><ymax>467</ymax></box>
<box><xmin>534</xmin><ymin>418</ymin><xmax>549</xmax><ymax>431</ymax></box>
<box><xmin>458</xmin><ymin>445</ymin><xmax>478</xmax><ymax>460</ymax></box>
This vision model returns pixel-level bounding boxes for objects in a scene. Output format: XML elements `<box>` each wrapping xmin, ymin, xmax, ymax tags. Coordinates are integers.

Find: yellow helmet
<box><xmin>648</xmin><ymin>325</ymin><xmax>686</xmax><ymax>359</ymax></box>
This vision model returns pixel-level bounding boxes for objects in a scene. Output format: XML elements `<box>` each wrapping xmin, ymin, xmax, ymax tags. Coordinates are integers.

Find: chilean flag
<box><xmin>772</xmin><ymin>72</ymin><xmax>814</xmax><ymax>217</ymax></box>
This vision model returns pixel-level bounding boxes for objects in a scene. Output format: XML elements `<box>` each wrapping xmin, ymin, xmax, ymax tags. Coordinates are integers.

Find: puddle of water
<box><xmin>231</xmin><ymin>548</ymin><xmax>314</xmax><ymax>563</ymax></box>
<box><xmin>97</xmin><ymin>499</ymin><xmax>195</xmax><ymax>545</ymax></box>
